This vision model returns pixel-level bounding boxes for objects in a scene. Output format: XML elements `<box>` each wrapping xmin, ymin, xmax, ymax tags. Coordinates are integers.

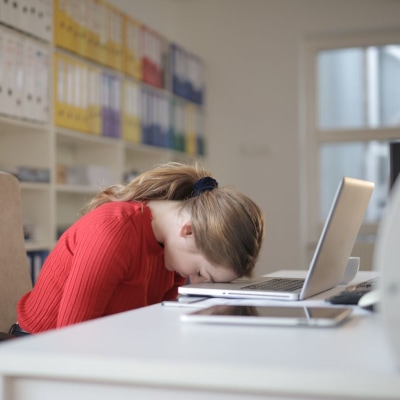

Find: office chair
<box><xmin>0</xmin><ymin>172</ymin><xmax>33</xmax><ymax>340</ymax></box>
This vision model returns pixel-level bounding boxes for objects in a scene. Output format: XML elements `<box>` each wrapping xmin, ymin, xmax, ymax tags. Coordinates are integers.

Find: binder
<box><xmin>86</xmin><ymin>0</ymin><xmax>100</xmax><ymax>62</ymax></box>
<box><xmin>58</xmin><ymin>0</ymin><xmax>73</xmax><ymax>51</ymax></box>
<box><xmin>160</xmin><ymin>94</ymin><xmax>172</xmax><ymax>149</ymax></box>
<box><xmin>110</xmin><ymin>74</ymin><xmax>121</xmax><ymax>138</ymax></box>
<box><xmin>2</xmin><ymin>29</ymin><xmax>19</xmax><ymax>117</ymax></box>
<box><xmin>4</xmin><ymin>0</ymin><xmax>19</xmax><ymax>29</ymax></box>
<box><xmin>171</xmin><ymin>44</ymin><xmax>184</xmax><ymax>99</ymax></box>
<box><xmin>106</xmin><ymin>3</ymin><xmax>123</xmax><ymax>71</ymax></box>
<box><xmin>70</xmin><ymin>0</ymin><xmax>81</xmax><ymax>54</ymax></box>
<box><xmin>54</xmin><ymin>0</ymin><xmax>68</xmax><ymax>49</ymax></box>
<box><xmin>121</xmin><ymin>79</ymin><xmax>131</xmax><ymax>141</ymax></box>
<box><xmin>187</xmin><ymin>53</ymin><xmax>197</xmax><ymax>103</ymax></box>
<box><xmin>86</xmin><ymin>0</ymin><xmax>95</xmax><ymax>60</ymax></box>
<box><xmin>32</xmin><ymin>40</ymin><xmax>50</xmax><ymax>122</ymax></box>
<box><xmin>72</xmin><ymin>58</ymin><xmax>82</xmax><ymax>131</ymax></box>
<box><xmin>23</xmin><ymin>37</ymin><xmax>36</xmax><ymax>120</ymax></box>
<box><xmin>88</xmin><ymin>64</ymin><xmax>102</xmax><ymax>135</ymax></box>
<box><xmin>122</xmin><ymin>79</ymin><xmax>141</xmax><ymax>143</ymax></box>
<box><xmin>0</xmin><ymin>28</ymin><xmax>5</xmax><ymax>114</ymax></box>
<box><xmin>65</xmin><ymin>55</ymin><xmax>75</xmax><ymax>128</ymax></box>
<box><xmin>27</xmin><ymin>250</ymin><xmax>49</xmax><ymax>285</ymax></box>
<box><xmin>171</xmin><ymin>99</ymin><xmax>185</xmax><ymax>152</ymax></box>
<box><xmin>34</xmin><ymin>0</ymin><xmax>53</xmax><ymax>42</ymax></box>
<box><xmin>154</xmin><ymin>34</ymin><xmax>168</xmax><ymax>88</ymax></box>
<box><xmin>54</xmin><ymin>52</ymin><xmax>67</xmax><ymax>127</ymax></box>
<box><xmin>15</xmin><ymin>33</ymin><xmax>25</xmax><ymax>119</ymax></box>
<box><xmin>140</xmin><ymin>87</ymin><xmax>151</xmax><ymax>145</ymax></box>
<box><xmin>100</xmin><ymin>71</ymin><xmax>111</xmax><ymax>137</ymax></box>
<box><xmin>103</xmin><ymin>72</ymin><xmax>120</xmax><ymax>138</ymax></box>
<box><xmin>195</xmin><ymin>107</ymin><xmax>205</xmax><ymax>155</ymax></box>
<box><xmin>188</xmin><ymin>52</ymin><xmax>205</xmax><ymax>105</ymax></box>
<box><xmin>142</xmin><ymin>26</ymin><xmax>165</xmax><ymax>89</ymax></box>
<box><xmin>76</xmin><ymin>0</ymin><xmax>88</xmax><ymax>58</ymax></box>
<box><xmin>152</xmin><ymin>93</ymin><xmax>161</xmax><ymax>147</ymax></box>
<box><xmin>91</xmin><ymin>0</ymin><xmax>104</xmax><ymax>64</ymax></box>
<box><xmin>170</xmin><ymin>43</ymin><xmax>205</xmax><ymax>105</ymax></box>
<box><xmin>185</xmin><ymin>103</ymin><xmax>197</xmax><ymax>155</ymax></box>
<box><xmin>79</xmin><ymin>60</ymin><xmax>89</xmax><ymax>132</ymax></box>
<box><xmin>42</xmin><ymin>0</ymin><xmax>54</xmax><ymax>42</ymax></box>
<box><xmin>19</xmin><ymin>0</ymin><xmax>31</xmax><ymax>36</ymax></box>
<box><xmin>97</xmin><ymin>0</ymin><xmax>108</xmax><ymax>66</ymax></box>
<box><xmin>123</xmin><ymin>14</ymin><xmax>142</xmax><ymax>81</ymax></box>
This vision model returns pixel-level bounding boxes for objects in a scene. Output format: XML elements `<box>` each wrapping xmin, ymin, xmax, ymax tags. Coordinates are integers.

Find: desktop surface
<box><xmin>0</xmin><ymin>271</ymin><xmax>399</xmax><ymax>400</ymax></box>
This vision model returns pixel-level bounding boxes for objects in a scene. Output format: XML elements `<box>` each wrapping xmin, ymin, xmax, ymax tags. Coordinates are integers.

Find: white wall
<box><xmin>112</xmin><ymin>0</ymin><xmax>400</xmax><ymax>275</ymax></box>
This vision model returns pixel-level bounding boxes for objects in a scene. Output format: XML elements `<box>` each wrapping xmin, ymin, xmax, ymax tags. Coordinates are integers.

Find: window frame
<box><xmin>301</xmin><ymin>30</ymin><xmax>400</xmax><ymax>264</ymax></box>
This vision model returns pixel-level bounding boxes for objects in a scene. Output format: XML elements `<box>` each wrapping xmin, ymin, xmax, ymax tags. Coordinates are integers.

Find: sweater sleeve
<box><xmin>56</xmin><ymin>216</ymin><xmax>134</xmax><ymax>327</ymax></box>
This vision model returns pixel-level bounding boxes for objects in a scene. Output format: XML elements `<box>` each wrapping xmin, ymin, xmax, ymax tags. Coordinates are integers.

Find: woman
<box><xmin>16</xmin><ymin>162</ymin><xmax>264</xmax><ymax>334</ymax></box>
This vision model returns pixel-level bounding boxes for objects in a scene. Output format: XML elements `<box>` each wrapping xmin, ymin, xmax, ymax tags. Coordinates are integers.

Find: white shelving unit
<box><xmin>0</xmin><ymin>116</ymin><xmax>54</xmax><ymax>251</ymax></box>
<box><xmin>0</xmin><ymin>2</ymin><xmax>204</xmax><ymax>258</ymax></box>
<box><xmin>54</xmin><ymin>128</ymin><xmax>195</xmax><ymax>239</ymax></box>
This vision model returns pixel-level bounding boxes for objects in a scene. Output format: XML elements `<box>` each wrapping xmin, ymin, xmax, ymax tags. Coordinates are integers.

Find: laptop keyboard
<box><xmin>241</xmin><ymin>278</ymin><xmax>304</xmax><ymax>292</ymax></box>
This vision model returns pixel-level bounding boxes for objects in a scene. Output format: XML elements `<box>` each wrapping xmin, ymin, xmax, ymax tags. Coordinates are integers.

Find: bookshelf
<box><xmin>0</xmin><ymin>0</ymin><xmax>205</xmax><ymax>281</ymax></box>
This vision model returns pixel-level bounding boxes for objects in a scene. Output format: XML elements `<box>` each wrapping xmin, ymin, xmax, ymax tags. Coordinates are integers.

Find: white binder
<box><xmin>32</xmin><ymin>40</ymin><xmax>50</xmax><ymax>121</ymax></box>
<box><xmin>19</xmin><ymin>0</ymin><xmax>32</xmax><ymax>36</ymax></box>
<box><xmin>22</xmin><ymin>37</ymin><xmax>36</xmax><ymax>120</ymax></box>
<box><xmin>0</xmin><ymin>28</ymin><xmax>5</xmax><ymax>115</ymax></box>
<box><xmin>14</xmin><ymin>33</ymin><xmax>24</xmax><ymax>118</ymax></box>
<box><xmin>2</xmin><ymin>29</ymin><xmax>17</xmax><ymax>117</ymax></box>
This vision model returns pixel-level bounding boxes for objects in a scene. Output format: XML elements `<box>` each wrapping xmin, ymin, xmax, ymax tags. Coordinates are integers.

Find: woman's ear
<box><xmin>180</xmin><ymin>222</ymin><xmax>193</xmax><ymax>238</ymax></box>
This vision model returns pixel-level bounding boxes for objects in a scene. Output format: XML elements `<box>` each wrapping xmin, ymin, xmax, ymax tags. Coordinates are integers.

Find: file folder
<box><xmin>171</xmin><ymin>99</ymin><xmax>186</xmax><ymax>152</ymax></box>
<box><xmin>54</xmin><ymin>52</ymin><xmax>68</xmax><ymax>127</ymax></box>
<box><xmin>185</xmin><ymin>103</ymin><xmax>197</xmax><ymax>155</ymax></box>
<box><xmin>195</xmin><ymin>108</ymin><xmax>205</xmax><ymax>155</ymax></box>
<box><xmin>123</xmin><ymin>14</ymin><xmax>142</xmax><ymax>81</ymax></box>
<box><xmin>2</xmin><ymin>29</ymin><xmax>20</xmax><ymax>117</ymax></box>
<box><xmin>122</xmin><ymin>79</ymin><xmax>141</xmax><ymax>143</ymax></box>
<box><xmin>31</xmin><ymin>36</ymin><xmax>50</xmax><ymax>122</ymax></box>
<box><xmin>0</xmin><ymin>28</ymin><xmax>5</xmax><ymax>115</ymax></box>
<box><xmin>23</xmin><ymin>37</ymin><xmax>36</xmax><ymax>121</ymax></box>
<box><xmin>88</xmin><ymin>64</ymin><xmax>102</xmax><ymax>135</ymax></box>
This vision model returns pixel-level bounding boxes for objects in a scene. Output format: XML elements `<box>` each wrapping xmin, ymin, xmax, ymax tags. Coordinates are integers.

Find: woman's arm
<box><xmin>57</xmin><ymin>217</ymin><xmax>133</xmax><ymax>327</ymax></box>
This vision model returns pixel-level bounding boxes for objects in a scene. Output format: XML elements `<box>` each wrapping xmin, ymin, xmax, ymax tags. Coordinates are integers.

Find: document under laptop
<box><xmin>179</xmin><ymin>177</ymin><xmax>374</xmax><ymax>301</ymax></box>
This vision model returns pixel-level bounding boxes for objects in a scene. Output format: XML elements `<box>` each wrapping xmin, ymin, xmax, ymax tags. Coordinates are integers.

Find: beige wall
<box><xmin>112</xmin><ymin>0</ymin><xmax>400</xmax><ymax>275</ymax></box>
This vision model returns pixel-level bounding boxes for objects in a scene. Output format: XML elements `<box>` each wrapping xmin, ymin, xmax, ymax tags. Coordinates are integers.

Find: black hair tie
<box><xmin>193</xmin><ymin>177</ymin><xmax>218</xmax><ymax>197</ymax></box>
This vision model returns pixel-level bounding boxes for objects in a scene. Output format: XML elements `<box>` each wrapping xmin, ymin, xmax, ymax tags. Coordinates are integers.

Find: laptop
<box><xmin>179</xmin><ymin>177</ymin><xmax>374</xmax><ymax>301</ymax></box>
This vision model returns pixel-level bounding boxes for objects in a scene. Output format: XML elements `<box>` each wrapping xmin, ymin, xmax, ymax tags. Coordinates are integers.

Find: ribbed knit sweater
<box><xmin>17</xmin><ymin>201</ymin><xmax>186</xmax><ymax>333</ymax></box>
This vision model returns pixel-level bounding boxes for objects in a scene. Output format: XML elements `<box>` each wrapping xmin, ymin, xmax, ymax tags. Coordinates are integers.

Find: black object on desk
<box><xmin>326</xmin><ymin>278</ymin><xmax>378</xmax><ymax>306</ymax></box>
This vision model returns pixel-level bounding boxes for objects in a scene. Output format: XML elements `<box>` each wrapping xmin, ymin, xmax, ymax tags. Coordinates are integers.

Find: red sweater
<box><xmin>17</xmin><ymin>202</ymin><xmax>186</xmax><ymax>333</ymax></box>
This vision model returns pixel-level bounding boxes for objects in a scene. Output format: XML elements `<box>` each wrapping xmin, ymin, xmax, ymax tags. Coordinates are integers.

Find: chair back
<box><xmin>0</xmin><ymin>172</ymin><xmax>32</xmax><ymax>332</ymax></box>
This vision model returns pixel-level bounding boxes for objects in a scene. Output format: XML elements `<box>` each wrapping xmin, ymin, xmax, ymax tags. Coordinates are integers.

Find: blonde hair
<box><xmin>84</xmin><ymin>162</ymin><xmax>264</xmax><ymax>278</ymax></box>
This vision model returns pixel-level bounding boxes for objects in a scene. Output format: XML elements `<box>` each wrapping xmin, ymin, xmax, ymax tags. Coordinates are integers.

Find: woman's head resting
<box><xmin>84</xmin><ymin>162</ymin><xmax>265</xmax><ymax>280</ymax></box>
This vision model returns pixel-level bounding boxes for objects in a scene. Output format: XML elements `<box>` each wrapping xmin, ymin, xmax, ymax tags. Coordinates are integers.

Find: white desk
<box><xmin>0</xmin><ymin>271</ymin><xmax>399</xmax><ymax>400</ymax></box>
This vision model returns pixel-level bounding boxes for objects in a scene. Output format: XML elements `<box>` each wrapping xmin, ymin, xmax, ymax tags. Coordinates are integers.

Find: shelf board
<box><xmin>123</xmin><ymin>141</ymin><xmax>195</xmax><ymax>160</ymax></box>
<box><xmin>25</xmin><ymin>241</ymin><xmax>52</xmax><ymax>252</ymax></box>
<box><xmin>0</xmin><ymin>115</ymin><xmax>50</xmax><ymax>134</ymax></box>
<box><xmin>20</xmin><ymin>182</ymin><xmax>51</xmax><ymax>191</ymax></box>
<box><xmin>123</xmin><ymin>141</ymin><xmax>175</xmax><ymax>155</ymax></box>
<box><xmin>56</xmin><ymin>184</ymin><xmax>101</xmax><ymax>194</ymax></box>
<box><xmin>56</xmin><ymin>128</ymin><xmax>122</xmax><ymax>147</ymax></box>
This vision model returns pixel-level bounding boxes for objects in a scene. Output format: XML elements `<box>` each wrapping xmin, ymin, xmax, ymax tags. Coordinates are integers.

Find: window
<box><xmin>303</xmin><ymin>32</ymin><xmax>400</xmax><ymax>266</ymax></box>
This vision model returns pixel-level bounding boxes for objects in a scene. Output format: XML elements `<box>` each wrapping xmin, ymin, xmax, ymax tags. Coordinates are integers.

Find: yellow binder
<box><xmin>123</xmin><ymin>14</ymin><xmax>142</xmax><ymax>81</ymax></box>
<box><xmin>88</xmin><ymin>65</ymin><xmax>102</xmax><ymax>135</ymax></box>
<box><xmin>122</xmin><ymin>79</ymin><xmax>141</xmax><ymax>143</ymax></box>
<box><xmin>54</xmin><ymin>52</ymin><xmax>68</xmax><ymax>128</ymax></box>
<box><xmin>185</xmin><ymin>103</ymin><xmax>197</xmax><ymax>155</ymax></box>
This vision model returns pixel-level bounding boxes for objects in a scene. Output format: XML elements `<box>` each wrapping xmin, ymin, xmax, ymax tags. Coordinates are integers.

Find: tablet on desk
<box><xmin>180</xmin><ymin>305</ymin><xmax>352</xmax><ymax>327</ymax></box>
